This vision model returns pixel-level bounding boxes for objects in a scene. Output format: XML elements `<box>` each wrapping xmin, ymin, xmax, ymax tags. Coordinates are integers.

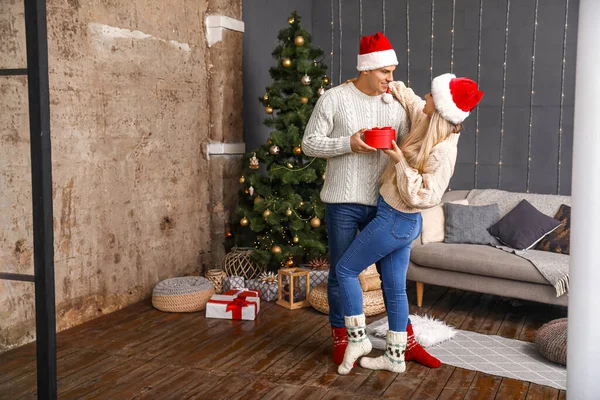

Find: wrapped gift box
<box><xmin>206</xmin><ymin>289</ymin><xmax>260</xmax><ymax>320</ymax></box>
<box><xmin>222</xmin><ymin>276</ymin><xmax>245</xmax><ymax>292</ymax></box>
<box><xmin>307</xmin><ymin>269</ymin><xmax>329</xmax><ymax>289</ymax></box>
<box><xmin>246</xmin><ymin>279</ymin><xmax>278</xmax><ymax>302</ymax></box>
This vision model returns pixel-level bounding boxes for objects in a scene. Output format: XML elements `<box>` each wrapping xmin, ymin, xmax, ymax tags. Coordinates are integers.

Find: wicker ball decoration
<box><xmin>535</xmin><ymin>318</ymin><xmax>568</xmax><ymax>365</ymax></box>
<box><xmin>308</xmin><ymin>282</ymin><xmax>386</xmax><ymax>317</ymax></box>
<box><xmin>205</xmin><ymin>268</ymin><xmax>228</xmax><ymax>294</ymax></box>
<box><xmin>152</xmin><ymin>276</ymin><xmax>215</xmax><ymax>313</ymax></box>
<box><xmin>222</xmin><ymin>247</ymin><xmax>264</xmax><ymax>280</ymax></box>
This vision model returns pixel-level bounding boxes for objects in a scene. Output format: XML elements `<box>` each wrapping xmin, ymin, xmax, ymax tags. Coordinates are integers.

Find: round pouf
<box><xmin>152</xmin><ymin>276</ymin><xmax>215</xmax><ymax>313</ymax></box>
<box><xmin>308</xmin><ymin>282</ymin><xmax>386</xmax><ymax>317</ymax></box>
<box><xmin>535</xmin><ymin>318</ymin><xmax>567</xmax><ymax>365</ymax></box>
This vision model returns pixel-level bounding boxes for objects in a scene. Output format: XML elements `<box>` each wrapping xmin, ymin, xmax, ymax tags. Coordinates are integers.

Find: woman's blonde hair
<box><xmin>400</xmin><ymin>111</ymin><xmax>461</xmax><ymax>173</ymax></box>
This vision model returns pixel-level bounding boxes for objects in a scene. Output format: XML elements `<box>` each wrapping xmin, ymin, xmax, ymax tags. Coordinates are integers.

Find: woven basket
<box><xmin>205</xmin><ymin>269</ymin><xmax>228</xmax><ymax>294</ymax></box>
<box><xmin>152</xmin><ymin>276</ymin><xmax>215</xmax><ymax>313</ymax></box>
<box><xmin>308</xmin><ymin>282</ymin><xmax>386</xmax><ymax>317</ymax></box>
<box><xmin>222</xmin><ymin>247</ymin><xmax>264</xmax><ymax>280</ymax></box>
<box><xmin>535</xmin><ymin>318</ymin><xmax>568</xmax><ymax>365</ymax></box>
<box><xmin>358</xmin><ymin>264</ymin><xmax>382</xmax><ymax>292</ymax></box>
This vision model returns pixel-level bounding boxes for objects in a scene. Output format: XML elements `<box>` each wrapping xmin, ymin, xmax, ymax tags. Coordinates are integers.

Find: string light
<box><xmin>406</xmin><ymin>1</ymin><xmax>411</xmax><ymax>86</ymax></box>
<box><xmin>450</xmin><ymin>0</ymin><xmax>456</xmax><ymax>73</ymax></box>
<box><xmin>330</xmin><ymin>0</ymin><xmax>334</xmax><ymax>81</ymax></box>
<box><xmin>359</xmin><ymin>0</ymin><xmax>363</xmax><ymax>36</ymax></box>
<box><xmin>382</xmin><ymin>0</ymin><xmax>386</xmax><ymax>35</ymax></box>
<box><xmin>498</xmin><ymin>0</ymin><xmax>510</xmax><ymax>189</ymax></box>
<box><xmin>474</xmin><ymin>0</ymin><xmax>483</xmax><ymax>188</ymax></box>
<box><xmin>430</xmin><ymin>0</ymin><xmax>434</xmax><ymax>81</ymax></box>
<box><xmin>338</xmin><ymin>0</ymin><xmax>342</xmax><ymax>85</ymax></box>
<box><xmin>526</xmin><ymin>0</ymin><xmax>539</xmax><ymax>193</ymax></box>
<box><xmin>557</xmin><ymin>0</ymin><xmax>569</xmax><ymax>194</ymax></box>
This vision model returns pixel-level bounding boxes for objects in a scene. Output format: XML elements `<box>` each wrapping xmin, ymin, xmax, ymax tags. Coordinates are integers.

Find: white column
<box><xmin>567</xmin><ymin>0</ymin><xmax>600</xmax><ymax>398</ymax></box>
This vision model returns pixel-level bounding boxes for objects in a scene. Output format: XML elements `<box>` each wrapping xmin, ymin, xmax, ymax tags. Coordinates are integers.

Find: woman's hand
<box><xmin>382</xmin><ymin>140</ymin><xmax>404</xmax><ymax>163</ymax></box>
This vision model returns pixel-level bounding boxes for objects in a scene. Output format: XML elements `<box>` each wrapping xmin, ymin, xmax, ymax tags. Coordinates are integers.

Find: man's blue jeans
<box><xmin>325</xmin><ymin>197</ymin><xmax>417</xmax><ymax>329</ymax></box>
<box><xmin>336</xmin><ymin>196</ymin><xmax>422</xmax><ymax>332</ymax></box>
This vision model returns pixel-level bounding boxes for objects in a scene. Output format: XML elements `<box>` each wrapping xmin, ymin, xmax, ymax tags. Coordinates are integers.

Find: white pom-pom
<box><xmin>382</xmin><ymin>92</ymin><xmax>393</xmax><ymax>104</ymax></box>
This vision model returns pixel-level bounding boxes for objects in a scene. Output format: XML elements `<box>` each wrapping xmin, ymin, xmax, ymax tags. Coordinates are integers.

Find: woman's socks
<box><xmin>360</xmin><ymin>330</ymin><xmax>408</xmax><ymax>373</ymax></box>
<box><xmin>338</xmin><ymin>314</ymin><xmax>372</xmax><ymax>375</ymax></box>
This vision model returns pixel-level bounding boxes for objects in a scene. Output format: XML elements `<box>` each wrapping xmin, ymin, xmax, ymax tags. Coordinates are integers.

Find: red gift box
<box><xmin>364</xmin><ymin>126</ymin><xmax>396</xmax><ymax>149</ymax></box>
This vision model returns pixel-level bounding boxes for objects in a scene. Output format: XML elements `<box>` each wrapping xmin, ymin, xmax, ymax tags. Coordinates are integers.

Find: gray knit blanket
<box><xmin>467</xmin><ymin>189</ymin><xmax>570</xmax><ymax>297</ymax></box>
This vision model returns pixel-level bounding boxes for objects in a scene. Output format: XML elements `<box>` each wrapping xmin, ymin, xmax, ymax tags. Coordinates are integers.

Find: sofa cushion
<box><xmin>444</xmin><ymin>203</ymin><xmax>500</xmax><ymax>245</ymax></box>
<box><xmin>535</xmin><ymin>204</ymin><xmax>571</xmax><ymax>255</ymax></box>
<box><xmin>488</xmin><ymin>200</ymin><xmax>562</xmax><ymax>250</ymax></box>
<box><xmin>421</xmin><ymin>199</ymin><xmax>468</xmax><ymax>244</ymax></box>
<box><xmin>410</xmin><ymin>243</ymin><xmax>550</xmax><ymax>285</ymax></box>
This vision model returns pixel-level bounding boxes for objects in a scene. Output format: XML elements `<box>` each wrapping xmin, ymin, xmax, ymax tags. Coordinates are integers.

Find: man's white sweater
<box><xmin>302</xmin><ymin>82</ymin><xmax>410</xmax><ymax>206</ymax></box>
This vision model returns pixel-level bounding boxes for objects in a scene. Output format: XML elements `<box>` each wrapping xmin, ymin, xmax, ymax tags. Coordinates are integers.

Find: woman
<box><xmin>336</xmin><ymin>73</ymin><xmax>484</xmax><ymax>375</ymax></box>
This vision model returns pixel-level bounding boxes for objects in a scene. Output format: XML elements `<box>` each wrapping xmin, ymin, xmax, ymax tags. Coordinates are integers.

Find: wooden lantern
<box><xmin>276</xmin><ymin>267</ymin><xmax>311</xmax><ymax>309</ymax></box>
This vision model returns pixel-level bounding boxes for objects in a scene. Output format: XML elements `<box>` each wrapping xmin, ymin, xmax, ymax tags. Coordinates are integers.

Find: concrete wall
<box><xmin>0</xmin><ymin>0</ymin><xmax>243</xmax><ymax>352</ymax></box>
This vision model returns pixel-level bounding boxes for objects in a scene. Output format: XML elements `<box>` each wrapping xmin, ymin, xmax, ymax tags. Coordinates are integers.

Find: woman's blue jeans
<box><xmin>336</xmin><ymin>196</ymin><xmax>422</xmax><ymax>332</ymax></box>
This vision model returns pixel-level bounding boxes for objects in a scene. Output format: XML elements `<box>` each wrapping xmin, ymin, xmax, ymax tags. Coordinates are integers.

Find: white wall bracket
<box><xmin>206</xmin><ymin>142</ymin><xmax>246</xmax><ymax>159</ymax></box>
<box><xmin>205</xmin><ymin>15</ymin><xmax>245</xmax><ymax>47</ymax></box>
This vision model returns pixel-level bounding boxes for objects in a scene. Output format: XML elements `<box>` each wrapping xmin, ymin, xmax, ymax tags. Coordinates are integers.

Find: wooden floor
<box><xmin>0</xmin><ymin>283</ymin><xmax>567</xmax><ymax>400</ymax></box>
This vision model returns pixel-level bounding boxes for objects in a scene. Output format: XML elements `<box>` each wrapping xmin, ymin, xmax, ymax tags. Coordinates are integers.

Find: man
<box><xmin>302</xmin><ymin>32</ymin><xmax>440</xmax><ymax>368</ymax></box>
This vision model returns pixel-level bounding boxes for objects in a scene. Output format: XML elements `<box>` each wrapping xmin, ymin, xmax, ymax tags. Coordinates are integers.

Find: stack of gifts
<box><xmin>303</xmin><ymin>257</ymin><xmax>330</xmax><ymax>290</ymax></box>
<box><xmin>206</xmin><ymin>289</ymin><xmax>260</xmax><ymax>320</ymax></box>
<box><xmin>246</xmin><ymin>271</ymin><xmax>279</xmax><ymax>302</ymax></box>
<box><xmin>222</xmin><ymin>275</ymin><xmax>245</xmax><ymax>292</ymax></box>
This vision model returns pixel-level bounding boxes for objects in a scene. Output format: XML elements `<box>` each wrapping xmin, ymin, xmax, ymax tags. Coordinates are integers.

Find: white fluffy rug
<box><xmin>367</xmin><ymin>314</ymin><xmax>457</xmax><ymax>348</ymax></box>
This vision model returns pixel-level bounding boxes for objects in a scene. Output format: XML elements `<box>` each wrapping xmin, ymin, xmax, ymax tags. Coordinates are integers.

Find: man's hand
<box><xmin>382</xmin><ymin>140</ymin><xmax>404</xmax><ymax>163</ymax></box>
<box><xmin>350</xmin><ymin>129</ymin><xmax>377</xmax><ymax>153</ymax></box>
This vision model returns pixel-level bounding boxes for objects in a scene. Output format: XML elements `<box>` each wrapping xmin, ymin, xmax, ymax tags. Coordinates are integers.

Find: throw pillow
<box><xmin>535</xmin><ymin>204</ymin><xmax>571</xmax><ymax>255</ymax></box>
<box><xmin>444</xmin><ymin>203</ymin><xmax>501</xmax><ymax>245</ymax></box>
<box><xmin>421</xmin><ymin>199</ymin><xmax>469</xmax><ymax>244</ymax></box>
<box><xmin>487</xmin><ymin>199</ymin><xmax>562</xmax><ymax>250</ymax></box>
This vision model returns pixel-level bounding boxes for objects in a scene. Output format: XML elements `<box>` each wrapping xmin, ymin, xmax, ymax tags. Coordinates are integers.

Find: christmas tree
<box><xmin>235</xmin><ymin>11</ymin><xmax>330</xmax><ymax>270</ymax></box>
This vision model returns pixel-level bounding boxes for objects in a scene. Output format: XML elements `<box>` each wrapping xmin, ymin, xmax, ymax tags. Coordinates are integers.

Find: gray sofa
<box><xmin>408</xmin><ymin>189</ymin><xmax>569</xmax><ymax>307</ymax></box>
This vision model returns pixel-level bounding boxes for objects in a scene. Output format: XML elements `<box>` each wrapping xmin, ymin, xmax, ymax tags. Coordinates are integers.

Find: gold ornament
<box><xmin>254</xmin><ymin>196</ymin><xmax>263</xmax><ymax>204</ymax></box>
<box><xmin>285</xmin><ymin>208</ymin><xmax>292</xmax><ymax>216</ymax></box>
<box><xmin>294</xmin><ymin>36</ymin><xmax>305</xmax><ymax>46</ymax></box>
<box><xmin>244</xmin><ymin>189</ymin><xmax>249</xmax><ymax>194</ymax></box>
<box><xmin>239</xmin><ymin>176</ymin><xmax>245</xmax><ymax>183</ymax></box>
<box><xmin>293</xmin><ymin>236</ymin><xmax>299</xmax><ymax>243</ymax></box>
<box><xmin>263</xmin><ymin>93</ymin><xmax>269</xmax><ymax>102</ymax></box>
<box><xmin>293</xmin><ymin>146</ymin><xmax>302</xmax><ymax>155</ymax></box>
<box><xmin>240</xmin><ymin>217</ymin><xmax>249</xmax><ymax>226</ymax></box>
<box><xmin>269</xmin><ymin>145</ymin><xmax>280</xmax><ymax>155</ymax></box>
<box><xmin>286</xmin><ymin>163</ymin><xmax>293</xmax><ymax>168</ymax></box>
<box><xmin>317</xmin><ymin>87</ymin><xmax>325</xmax><ymax>96</ymax></box>
<box><xmin>310</xmin><ymin>217</ymin><xmax>321</xmax><ymax>228</ymax></box>
<box><xmin>301</xmin><ymin>74</ymin><xmax>311</xmax><ymax>85</ymax></box>
<box><xmin>267</xmin><ymin>138</ymin><xmax>273</xmax><ymax>145</ymax></box>
<box><xmin>299</xmin><ymin>201</ymin><xmax>304</xmax><ymax>207</ymax></box>
<box><xmin>263</xmin><ymin>209</ymin><xmax>271</xmax><ymax>218</ymax></box>
<box><xmin>288</xmin><ymin>17</ymin><xmax>294</xmax><ymax>24</ymax></box>
<box><xmin>300</xmin><ymin>96</ymin><xmax>309</xmax><ymax>104</ymax></box>
<box><xmin>322</xmin><ymin>174</ymin><xmax>326</xmax><ymax>180</ymax></box>
<box><xmin>323</xmin><ymin>76</ymin><xmax>330</xmax><ymax>85</ymax></box>
<box><xmin>249</xmin><ymin>152</ymin><xmax>259</xmax><ymax>169</ymax></box>
<box><xmin>285</xmin><ymin>257</ymin><xmax>295</xmax><ymax>267</ymax></box>
<box><xmin>272</xmin><ymin>245</ymin><xmax>282</xmax><ymax>254</ymax></box>
<box><xmin>265</xmin><ymin>105</ymin><xmax>273</xmax><ymax>114</ymax></box>
<box><xmin>282</xmin><ymin>58</ymin><xmax>292</xmax><ymax>68</ymax></box>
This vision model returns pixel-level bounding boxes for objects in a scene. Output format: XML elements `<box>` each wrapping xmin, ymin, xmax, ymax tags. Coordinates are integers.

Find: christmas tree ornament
<box><xmin>282</xmin><ymin>58</ymin><xmax>292</xmax><ymax>67</ymax></box>
<box><xmin>294</xmin><ymin>35</ymin><xmax>305</xmax><ymax>46</ymax></box>
<box><xmin>293</xmin><ymin>146</ymin><xmax>302</xmax><ymax>155</ymax></box>
<box><xmin>248</xmin><ymin>186</ymin><xmax>254</xmax><ymax>196</ymax></box>
<box><xmin>269</xmin><ymin>145</ymin><xmax>280</xmax><ymax>155</ymax></box>
<box><xmin>244</xmin><ymin>189</ymin><xmax>249</xmax><ymax>194</ymax></box>
<box><xmin>300</xmin><ymin>96</ymin><xmax>309</xmax><ymax>104</ymax></box>
<box><xmin>240</xmin><ymin>217</ymin><xmax>249</xmax><ymax>226</ymax></box>
<box><xmin>313</xmin><ymin>60</ymin><xmax>318</xmax><ymax>66</ymax></box>
<box><xmin>265</xmin><ymin>105</ymin><xmax>274</xmax><ymax>114</ymax></box>
<box><xmin>225</xmin><ymin>229</ymin><xmax>233</xmax><ymax>238</ymax></box>
<box><xmin>263</xmin><ymin>209</ymin><xmax>271</xmax><ymax>218</ymax></box>
<box><xmin>249</xmin><ymin>153</ymin><xmax>259</xmax><ymax>169</ymax></box>
<box><xmin>285</xmin><ymin>208</ymin><xmax>292</xmax><ymax>216</ymax></box>
<box><xmin>254</xmin><ymin>196</ymin><xmax>263</xmax><ymax>204</ymax></box>
<box><xmin>310</xmin><ymin>217</ymin><xmax>321</xmax><ymax>228</ymax></box>
<box><xmin>286</xmin><ymin>163</ymin><xmax>293</xmax><ymax>168</ymax></box>
<box><xmin>293</xmin><ymin>236</ymin><xmax>299</xmax><ymax>243</ymax></box>
<box><xmin>259</xmin><ymin>271</ymin><xmax>278</xmax><ymax>284</ymax></box>
<box><xmin>299</xmin><ymin>201</ymin><xmax>304</xmax><ymax>207</ymax></box>
<box><xmin>317</xmin><ymin>87</ymin><xmax>325</xmax><ymax>96</ymax></box>
<box><xmin>301</xmin><ymin>74</ymin><xmax>311</xmax><ymax>85</ymax></box>
<box><xmin>288</xmin><ymin>17</ymin><xmax>294</xmax><ymax>24</ymax></box>
<box><xmin>323</xmin><ymin>76</ymin><xmax>330</xmax><ymax>85</ymax></box>
<box><xmin>263</xmin><ymin>93</ymin><xmax>269</xmax><ymax>102</ymax></box>
<box><xmin>307</xmin><ymin>257</ymin><xmax>330</xmax><ymax>271</ymax></box>
<box><xmin>267</xmin><ymin>138</ymin><xmax>273</xmax><ymax>145</ymax></box>
<box><xmin>322</xmin><ymin>173</ymin><xmax>326</xmax><ymax>180</ymax></box>
<box><xmin>271</xmin><ymin>245</ymin><xmax>282</xmax><ymax>254</ymax></box>
<box><xmin>239</xmin><ymin>176</ymin><xmax>245</xmax><ymax>183</ymax></box>
<box><xmin>285</xmin><ymin>257</ymin><xmax>294</xmax><ymax>267</ymax></box>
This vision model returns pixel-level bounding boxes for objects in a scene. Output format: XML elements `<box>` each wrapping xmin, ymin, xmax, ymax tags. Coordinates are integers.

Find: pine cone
<box><xmin>306</xmin><ymin>257</ymin><xmax>329</xmax><ymax>271</ymax></box>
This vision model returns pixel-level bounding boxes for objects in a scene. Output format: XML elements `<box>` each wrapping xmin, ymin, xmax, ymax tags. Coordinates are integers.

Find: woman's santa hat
<box><xmin>431</xmin><ymin>73</ymin><xmax>484</xmax><ymax>124</ymax></box>
<box><xmin>356</xmin><ymin>32</ymin><xmax>398</xmax><ymax>71</ymax></box>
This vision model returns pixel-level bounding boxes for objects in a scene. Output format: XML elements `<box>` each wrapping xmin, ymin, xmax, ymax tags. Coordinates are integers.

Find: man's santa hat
<box><xmin>357</xmin><ymin>32</ymin><xmax>398</xmax><ymax>71</ymax></box>
<box><xmin>431</xmin><ymin>73</ymin><xmax>484</xmax><ymax>124</ymax></box>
